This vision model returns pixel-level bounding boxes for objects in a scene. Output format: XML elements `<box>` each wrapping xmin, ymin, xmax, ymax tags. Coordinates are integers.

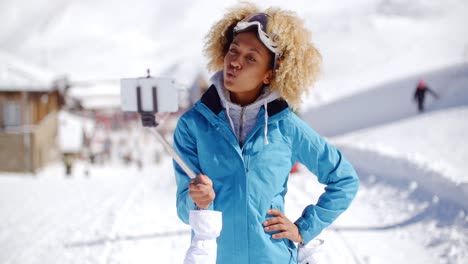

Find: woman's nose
<box><xmin>230</xmin><ymin>57</ymin><xmax>241</xmax><ymax>69</ymax></box>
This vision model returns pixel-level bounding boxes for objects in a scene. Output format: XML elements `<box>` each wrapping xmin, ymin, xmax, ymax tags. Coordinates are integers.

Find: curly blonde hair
<box><xmin>203</xmin><ymin>2</ymin><xmax>322</xmax><ymax>109</ymax></box>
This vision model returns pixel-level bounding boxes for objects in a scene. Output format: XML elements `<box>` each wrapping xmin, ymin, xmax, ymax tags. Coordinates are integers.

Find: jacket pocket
<box><xmin>268</xmin><ymin>196</ymin><xmax>297</xmax><ymax>263</ymax></box>
<box><xmin>269</xmin><ymin>195</ymin><xmax>285</xmax><ymax>212</ymax></box>
<box><xmin>284</xmin><ymin>238</ymin><xmax>298</xmax><ymax>263</ymax></box>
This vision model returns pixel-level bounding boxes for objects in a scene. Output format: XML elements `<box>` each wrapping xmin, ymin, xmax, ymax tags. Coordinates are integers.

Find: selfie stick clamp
<box><xmin>138</xmin><ymin>69</ymin><xmax>158</xmax><ymax>127</ymax></box>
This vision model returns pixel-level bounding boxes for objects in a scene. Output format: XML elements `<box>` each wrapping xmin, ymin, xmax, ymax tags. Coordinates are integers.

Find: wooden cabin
<box><xmin>0</xmin><ymin>52</ymin><xmax>65</xmax><ymax>173</ymax></box>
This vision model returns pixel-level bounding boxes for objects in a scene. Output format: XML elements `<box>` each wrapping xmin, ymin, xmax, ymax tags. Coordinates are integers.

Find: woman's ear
<box><xmin>263</xmin><ymin>70</ymin><xmax>274</xmax><ymax>85</ymax></box>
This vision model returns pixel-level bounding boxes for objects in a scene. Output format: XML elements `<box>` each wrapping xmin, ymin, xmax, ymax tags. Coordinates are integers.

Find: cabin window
<box><xmin>40</xmin><ymin>94</ymin><xmax>49</xmax><ymax>104</ymax></box>
<box><xmin>2</xmin><ymin>101</ymin><xmax>22</xmax><ymax>127</ymax></box>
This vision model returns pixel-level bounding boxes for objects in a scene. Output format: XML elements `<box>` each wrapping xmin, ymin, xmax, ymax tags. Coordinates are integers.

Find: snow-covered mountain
<box><xmin>1</xmin><ymin>0</ymin><xmax>467</xmax><ymax>104</ymax></box>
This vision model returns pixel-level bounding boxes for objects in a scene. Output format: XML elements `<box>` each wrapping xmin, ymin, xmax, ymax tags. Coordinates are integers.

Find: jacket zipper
<box><xmin>242</xmin><ymin>148</ymin><xmax>248</xmax><ymax>173</ymax></box>
<box><xmin>238</xmin><ymin>107</ymin><xmax>252</xmax><ymax>173</ymax></box>
<box><xmin>239</xmin><ymin>107</ymin><xmax>250</xmax><ymax>172</ymax></box>
<box><xmin>239</xmin><ymin>107</ymin><xmax>245</xmax><ymax>146</ymax></box>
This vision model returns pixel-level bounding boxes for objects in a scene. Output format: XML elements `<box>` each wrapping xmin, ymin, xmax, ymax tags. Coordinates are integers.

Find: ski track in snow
<box><xmin>287</xmin><ymin>172</ymin><xmax>366</xmax><ymax>264</ymax></box>
<box><xmin>333</xmin><ymin>146</ymin><xmax>467</xmax><ymax>263</ymax></box>
<box><xmin>0</xmin><ymin>162</ymin><xmax>152</xmax><ymax>263</ymax></box>
<box><xmin>287</xmin><ymin>154</ymin><xmax>467</xmax><ymax>264</ymax></box>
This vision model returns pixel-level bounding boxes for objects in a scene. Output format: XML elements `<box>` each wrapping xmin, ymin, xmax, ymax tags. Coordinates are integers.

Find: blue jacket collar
<box><xmin>200</xmin><ymin>84</ymin><xmax>289</xmax><ymax>117</ymax></box>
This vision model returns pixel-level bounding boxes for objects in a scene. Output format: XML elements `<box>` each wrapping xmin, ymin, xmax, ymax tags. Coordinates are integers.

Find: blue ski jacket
<box><xmin>173</xmin><ymin>85</ymin><xmax>359</xmax><ymax>263</ymax></box>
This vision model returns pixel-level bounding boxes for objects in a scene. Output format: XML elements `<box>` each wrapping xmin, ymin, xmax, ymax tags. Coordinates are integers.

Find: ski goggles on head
<box><xmin>233</xmin><ymin>12</ymin><xmax>282</xmax><ymax>69</ymax></box>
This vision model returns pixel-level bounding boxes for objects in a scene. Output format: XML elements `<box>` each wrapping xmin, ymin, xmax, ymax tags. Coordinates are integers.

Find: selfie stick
<box><xmin>137</xmin><ymin>71</ymin><xmax>197</xmax><ymax>180</ymax></box>
<box><xmin>148</xmin><ymin>128</ymin><xmax>197</xmax><ymax>179</ymax></box>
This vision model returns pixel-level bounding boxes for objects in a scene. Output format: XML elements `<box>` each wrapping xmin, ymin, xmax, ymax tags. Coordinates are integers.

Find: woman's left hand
<box><xmin>263</xmin><ymin>209</ymin><xmax>304</xmax><ymax>243</ymax></box>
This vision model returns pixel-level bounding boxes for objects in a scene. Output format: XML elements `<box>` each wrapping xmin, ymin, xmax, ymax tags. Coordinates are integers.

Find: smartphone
<box><xmin>120</xmin><ymin>77</ymin><xmax>178</xmax><ymax>113</ymax></box>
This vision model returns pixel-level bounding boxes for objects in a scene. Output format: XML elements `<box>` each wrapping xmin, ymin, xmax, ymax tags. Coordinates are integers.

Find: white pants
<box><xmin>183</xmin><ymin>210</ymin><xmax>222</xmax><ymax>264</ymax></box>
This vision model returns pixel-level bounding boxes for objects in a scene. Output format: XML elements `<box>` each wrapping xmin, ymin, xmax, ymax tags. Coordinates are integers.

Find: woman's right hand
<box><xmin>189</xmin><ymin>174</ymin><xmax>215</xmax><ymax>209</ymax></box>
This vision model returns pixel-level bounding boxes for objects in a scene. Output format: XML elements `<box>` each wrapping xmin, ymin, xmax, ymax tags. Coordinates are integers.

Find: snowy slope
<box><xmin>0</xmin><ymin>159</ymin><xmax>191</xmax><ymax>264</ymax></box>
<box><xmin>333</xmin><ymin>106</ymin><xmax>468</xmax><ymax>187</ymax></box>
<box><xmin>304</xmin><ymin>63</ymin><xmax>468</xmax><ymax>137</ymax></box>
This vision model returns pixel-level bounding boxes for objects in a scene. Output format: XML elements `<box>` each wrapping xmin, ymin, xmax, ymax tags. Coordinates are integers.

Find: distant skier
<box><xmin>414</xmin><ymin>79</ymin><xmax>438</xmax><ymax>112</ymax></box>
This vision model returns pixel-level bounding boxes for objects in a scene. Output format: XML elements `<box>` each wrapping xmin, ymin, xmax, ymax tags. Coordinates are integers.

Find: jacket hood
<box><xmin>209</xmin><ymin>71</ymin><xmax>281</xmax><ymax>145</ymax></box>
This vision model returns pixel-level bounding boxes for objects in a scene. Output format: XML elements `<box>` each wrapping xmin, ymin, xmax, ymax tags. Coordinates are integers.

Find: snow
<box><xmin>79</xmin><ymin>96</ymin><xmax>121</xmax><ymax>110</ymax></box>
<box><xmin>69</xmin><ymin>83</ymin><xmax>120</xmax><ymax>98</ymax></box>
<box><xmin>303</xmin><ymin>63</ymin><xmax>468</xmax><ymax>137</ymax></box>
<box><xmin>0</xmin><ymin>159</ymin><xmax>190</xmax><ymax>264</ymax></box>
<box><xmin>0</xmin><ymin>51</ymin><xmax>57</xmax><ymax>91</ymax></box>
<box><xmin>2</xmin><ymin>115</ymin><xmax>466</xmax><ymax>263</ymax></box>
<box><xmin>333</xmin><ymin>106</ymin><xmax>468</xmax><ymax>186</ymax></box>
<box><xmin>67</xmin><ymin>82</ymin><xmax>121</xmax><ymax>110</ymax></box>
<box><xmin>58</xmin><ymin>111</ymin><xmax>86</xmax><ymax>153</ymax></box>
<box><xmin>1</xmin><ymin>0</ymin><xmax>468</xmax><ymax>263</ymax></box>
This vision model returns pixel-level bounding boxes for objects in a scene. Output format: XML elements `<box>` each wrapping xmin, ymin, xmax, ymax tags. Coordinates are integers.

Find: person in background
<box><xmin>414</xmin><ymin>79</ymin><xmax>439</xmax><ymax>112</ymax></box>
<box><xmin>63</xmin><ymin>153</ymin><xmax>73</xmax><ymax>176</ymax></box>
<box><xmin>173</xmin><ymin>3</ymin><xmax>359</xmax><ymax>263</ymax></box>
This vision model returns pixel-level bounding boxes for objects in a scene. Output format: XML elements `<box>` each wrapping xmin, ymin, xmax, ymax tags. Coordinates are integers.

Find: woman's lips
<box><xmin>226</xmin><ymin>71</ymin><xmax>237</xmax><ymax>79</ymax></box>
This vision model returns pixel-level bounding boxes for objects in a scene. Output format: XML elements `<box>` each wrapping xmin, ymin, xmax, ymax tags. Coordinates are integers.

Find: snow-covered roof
<box><xmin>69</xmin><ymin>82</ymin><xmax>120</xmax><ymax>97</ymax></box>
<box><xmin>68</xmin><ymin>82</ymin><xmax>120</xmax><ymax>110</ymax></box>
<box><xmin>0</xmin><ymin>51</ymin><xmax>58</xmax><ymax>92</ymax></box>
<box><xmin>80</xmin><ymin>96</ymin><xmax>121</xmax><ymax>110</ymax></box>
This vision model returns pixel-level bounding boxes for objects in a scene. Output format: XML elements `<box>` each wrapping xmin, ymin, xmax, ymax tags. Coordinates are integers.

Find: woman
<box><xmin>173</xmin><ymin>3</ymin><xmax>359</xmax><ymax>263</ymax></box>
